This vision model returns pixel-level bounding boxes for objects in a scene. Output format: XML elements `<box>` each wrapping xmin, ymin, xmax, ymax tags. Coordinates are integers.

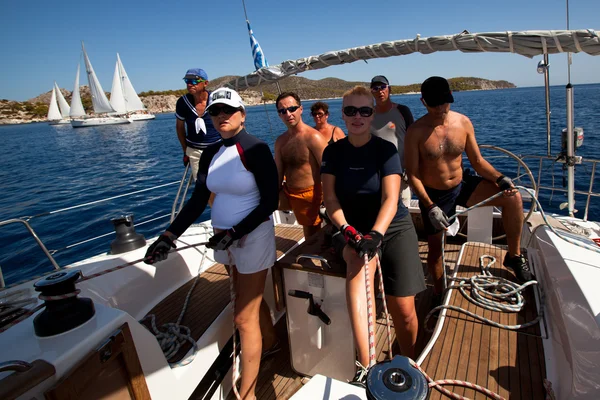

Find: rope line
<box><xmin>140</xmin><ymin>226</ymin><xmax>212</xmax><ymax>368</ymax></box>
<box><xmin>228</xmin><ymin>250</ymin><xmax>241</xmax><ymax>400</ymax></box>
<box><xmin>363</xmin><ymin>254</ymin><xmax>376</xmax><ymax>368</ymax></box>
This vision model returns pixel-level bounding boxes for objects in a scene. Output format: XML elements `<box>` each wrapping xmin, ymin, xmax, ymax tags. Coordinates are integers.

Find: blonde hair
<box><xmin>342</xmin><ymin>86</ymin><xmax>375</xmax><ymax>106</ymax></box>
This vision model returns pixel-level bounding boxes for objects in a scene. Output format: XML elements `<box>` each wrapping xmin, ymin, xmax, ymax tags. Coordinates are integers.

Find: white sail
<box><xmin>47</xmin><ymin>87</ymin><xmax>62</xmax><ymax>121</ymax></box>
<box><xmin>69</xmin><ymin>64</ymin><xmax>86</xmax><ymax>118</ymax></box>
<box><xmin>109</xmin><ymin>59</ymin><xmax>127</xmax><ymax>114</ymax></box>
<box><xmin>54</xmin><ymin>82</ymin><xmax>70</xmax><ymax>118</ymax></box>
<box><xmin>81</xmin><ymin>42</ymin><xmax>115</xmax><ymax>114</ymax></box>
<box><xmin>117</xmin><ymin>53</ymin><xmax>146</xmax><ymax>112</ymax></box>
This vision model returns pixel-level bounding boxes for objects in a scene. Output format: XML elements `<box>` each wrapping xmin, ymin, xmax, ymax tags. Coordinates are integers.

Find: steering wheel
<box><xmin>459</xmin><ymin>144</ymin><xmax>537</xmax><ymax>242</ymax></box>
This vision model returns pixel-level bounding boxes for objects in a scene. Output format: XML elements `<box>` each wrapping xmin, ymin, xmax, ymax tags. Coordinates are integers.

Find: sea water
<box><xmin>0</xmin><ymin>84</ymin><xmax>599</xmax><ymax>285</ymax></box>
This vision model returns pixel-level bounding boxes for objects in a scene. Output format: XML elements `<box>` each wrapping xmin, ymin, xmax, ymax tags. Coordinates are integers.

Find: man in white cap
<box><xmin>175</xmin><ymin>68</ymin><xmax>221</xmax><ymax>180</ymax></box>
<box><xmin>370</xmin><ymin>75</ymin><xmax>415</xmax><ymax>208</ymax></box>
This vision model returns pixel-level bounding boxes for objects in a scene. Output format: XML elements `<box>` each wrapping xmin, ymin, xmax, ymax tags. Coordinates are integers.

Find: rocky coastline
<box><xmin>0</xmin><ymin>76</ymin><xmax>515</xmax><ymax>125</ymax></box>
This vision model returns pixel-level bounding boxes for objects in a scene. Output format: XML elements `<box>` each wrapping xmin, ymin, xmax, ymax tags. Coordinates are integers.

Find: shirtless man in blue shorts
<box><xmin>405</xmin><ymin>76</ymin><xmax>532</xmax><ymax>300</ymax></box>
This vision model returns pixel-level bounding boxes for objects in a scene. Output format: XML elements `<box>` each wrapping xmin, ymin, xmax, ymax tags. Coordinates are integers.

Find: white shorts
<box><xmin>401</xmin><ymin>180</ymin><xmax>412</xmax><ymax>208</ymax></box>
<box><xmin>213</xmin><ymin>219</ymin><xmax>276</xmax><ymax>274</ymax></box>
<box><xmin>186</xmin><ymin>147</ymin><xmax>203</xmax><ymax>181</ymax></box>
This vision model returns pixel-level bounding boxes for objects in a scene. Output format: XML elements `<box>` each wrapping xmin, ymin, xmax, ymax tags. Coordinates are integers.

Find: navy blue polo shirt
<box><xmin>175</xmin><ymin>93</ymin><xmax>221</xmax><ymax>149</ymax></box>
<box><xmin>321</xmin><ymin>136</ymin><xmax>407</xmax><ymax>234</ymax></box>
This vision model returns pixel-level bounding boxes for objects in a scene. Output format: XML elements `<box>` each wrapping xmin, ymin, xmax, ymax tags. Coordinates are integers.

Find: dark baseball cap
<box><xmin>370</xmin><ymin>75</ymin><xmax>390</xmax><ymax>86</ymax></box>
<box><xmin>421</xmin><ymin>76</ymin><xmax>454</xmax><ymax>107</ymax></box>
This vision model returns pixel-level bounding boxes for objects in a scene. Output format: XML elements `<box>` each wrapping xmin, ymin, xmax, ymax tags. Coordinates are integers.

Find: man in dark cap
<box><xmin>175</xmin><ymin>68</ymin><xmax>221</xmax><ymax>180</ymax></box>
<box><xmin>370</xmin><ymin>75</ymin><xmax>415</xmax><ymax>208</ymax></box>
<box><xmin>405</xmin><ymin>76</ymin><xmax>532</xmax><ymax>299</ymax></box>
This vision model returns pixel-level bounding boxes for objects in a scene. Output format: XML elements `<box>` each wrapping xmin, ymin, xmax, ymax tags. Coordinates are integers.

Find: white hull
<box><xmin>48</xmin><ymin>119</ymin><xmax>71</xmax><ymax>125</ymax></box>
<box><xmin>71</xmin><ymin>117</ymin><xmax>131</xmax><ymax>128</ymax></box>
<box><xmin>127</xmin><ymin>113</ymin><xmax>156</xmax><ymax>121</ymax></box>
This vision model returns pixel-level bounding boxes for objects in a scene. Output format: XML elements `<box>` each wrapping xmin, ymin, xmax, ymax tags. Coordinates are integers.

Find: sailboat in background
<box><xmin>47</xmin><ymin>82</ymin><xmax>71</xmax><ymax>124</ymax></box>
<box><xmin>109</xmin><ymin>53</ymin><xmax>155</xmax><ymax>121</ymax></box>
<box><xmin>70</xmin><ymin>42</ymin><xmax>130</xmax><ymax>128</ymax></box>
<box><xmin>47</xmin><ymin>86</ymin><xmax>66</xmax><ymax>125</ymax></box>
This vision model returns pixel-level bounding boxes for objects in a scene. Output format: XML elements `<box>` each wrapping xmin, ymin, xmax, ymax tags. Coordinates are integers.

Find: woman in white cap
<box><xmin>146</xmin><ymin>87</ymin><xmax>280</xmax><ymax>399</ymax></box>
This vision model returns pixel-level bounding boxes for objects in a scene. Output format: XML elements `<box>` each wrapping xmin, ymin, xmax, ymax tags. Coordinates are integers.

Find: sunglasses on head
<box><xmin>208</xmin><ymin>105</ymin><xmax>241</xmax><ymax>116</ymax></box>
<box><xmin>184</xmin><ymin>78</ymin><xmax>205</xmax><ymax>85</ymax></box>
<box><xmin>343</xmin><ymin>106</ymin><xmax>374</xmax><ymax>117</ymax></box>
<box><xmin>311</xmin><ymin>111</ymin><xmax>326</xmax><ymax>117</ymax></box>
<box><xmin>370</xmin><ymin>85</ymin><xmax>387</xmax><ymax>92</ymax></box>
<box><xmin>277</xmin><ymin>105</ymin><xmax>300</xmax><ymax>115</ymax></box>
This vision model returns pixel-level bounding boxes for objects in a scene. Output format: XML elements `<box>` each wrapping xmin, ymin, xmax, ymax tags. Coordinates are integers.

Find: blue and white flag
<box><xmin>247</xmin><ymin>20</ymin><xmax>268</xmax><ymax>71</ymax></box>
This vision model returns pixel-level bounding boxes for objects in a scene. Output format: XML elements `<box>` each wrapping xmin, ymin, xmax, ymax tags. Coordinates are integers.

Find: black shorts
<box><xmin>418</xmin><ymin>173</ymin><xmax>484</xmax><ymax>235</ymax></box>
<box><xmin>331</xmin><ymin>215</ymin><xmax>425</xmax><ymax>297</ymax></box>
<box><xmin>379</xmin><ymin>214</ymin><xmax>426</xmax><ymax>297</ymax></box>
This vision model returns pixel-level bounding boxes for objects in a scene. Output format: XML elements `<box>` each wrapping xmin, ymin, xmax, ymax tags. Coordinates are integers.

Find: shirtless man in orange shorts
<box><xmin>274</xmin><ymin>92</ymin><xmax>328</xmax><ymax>239</ymax></box>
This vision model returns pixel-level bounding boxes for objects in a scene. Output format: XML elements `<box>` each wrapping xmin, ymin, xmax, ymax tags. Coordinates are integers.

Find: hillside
<box><xmin>1</xmin><ymin>76</ymin><xmax>515</xmax><ymax>124</ymax></box>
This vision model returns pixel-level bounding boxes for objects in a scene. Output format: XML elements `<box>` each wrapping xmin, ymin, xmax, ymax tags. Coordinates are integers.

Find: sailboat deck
<box><xmin>420</xmin><ymin>242</ymin><xmax>546</xmax><ymax>399</ymax></box>
<box><xmin>230</xmin><ymin>239</ymin><xmax>463</xmax><ymax>400</ymax></box>
<box><xmin>142</xmin><ymin>224</ymin><xmax>304</xmax><ymax>363</ymax></box>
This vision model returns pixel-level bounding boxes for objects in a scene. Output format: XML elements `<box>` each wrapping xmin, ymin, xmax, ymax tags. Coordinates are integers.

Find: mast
<box><xmin>565</xmin><ymin>0</ymin><xmax>575</xmax><ymax>217</ymax></box>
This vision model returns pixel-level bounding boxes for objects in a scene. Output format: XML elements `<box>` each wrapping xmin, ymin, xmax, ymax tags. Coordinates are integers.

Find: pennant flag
<box><xmin>247</xmin><ymin>20</ymin><xmax>269</xmax><ymax>70</ymax></box>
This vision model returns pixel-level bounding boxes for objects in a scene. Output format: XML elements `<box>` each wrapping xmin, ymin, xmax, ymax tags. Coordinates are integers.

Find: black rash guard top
<box><xmin>167</xmin><ymin>128</ymin><xmax>279</xmax><ymax>238</ymax></box>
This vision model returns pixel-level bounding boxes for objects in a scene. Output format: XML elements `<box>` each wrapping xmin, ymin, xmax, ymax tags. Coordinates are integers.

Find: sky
<box><xmin>0</xmin><ymin>0</ymin><xmax>598</xmax><ymax>101</ymax></box>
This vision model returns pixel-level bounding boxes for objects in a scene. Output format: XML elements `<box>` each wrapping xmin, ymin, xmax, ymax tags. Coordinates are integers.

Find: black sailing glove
<box><xmin>427</xmin><ymin>204</ymin><xmax>450</xmax><ymax>231</ymax></box>
<box><xmin>207</xmin><ymin>229</ymin><xmax>240</xmax><ymax>251</ymax></box>
<box><xmin>341</xmin><ymin>224</ymin><xmax>363</xmax><ymax>251</ymax></box>
<box><xmin>144</xmin><ymin>234</ymin><xmax>176</xmax><ymax>264</ymax></box>
<box><xmin>496</xmin><ymin>175</ymin><xmax>514</xmax><ymax>191</ymax></box>
<box><xmin>357</xmin><ymin>230</ymin><xmax>383</xmax><ymax>260</ymax></box>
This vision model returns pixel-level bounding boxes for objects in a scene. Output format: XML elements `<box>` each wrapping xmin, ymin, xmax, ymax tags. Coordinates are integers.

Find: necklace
<box><xmin>433</xmin><ymin>126</ymin><xmax>448</xmax><ymax>151</ymax></box>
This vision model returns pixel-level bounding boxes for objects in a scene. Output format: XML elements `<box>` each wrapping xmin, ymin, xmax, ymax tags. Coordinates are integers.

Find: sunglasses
<box><xmin>184</xmin><ymin>78</ymin><xmax>206</xmax><ymax>85</ymax></box>
<box><xmin>311</xmin><ymin>112</ymin><xmax>326</xmax><ymax>118</ymax></box>
<box><xmin>343</xmin><ymin>106</ymin><xmax>374</xmax><ymax>117</ymax></box>
<box><xmin>370</xmin><ymin>85</ymin><xmax>388</xmax><ymax>92</ymax></box>
<box><xmin>277</xmin><ymin>105</ymin><xmax>301</xmax><ymax>115</ymax></box>
<box><xmin>208</xmin><ymin>105</ymin><xmax>242</xmax><ymax>116</ymax></box>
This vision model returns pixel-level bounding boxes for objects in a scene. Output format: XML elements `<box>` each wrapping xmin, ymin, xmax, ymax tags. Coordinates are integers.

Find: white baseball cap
<box><xmin>207</xmin><ymin>87</ymin><xmax>245</xmax><ymax>111</ymax></box>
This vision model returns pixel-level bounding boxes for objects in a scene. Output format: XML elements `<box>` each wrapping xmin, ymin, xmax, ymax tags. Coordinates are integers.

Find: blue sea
<box><xmin>1</xmin><ymin>84</ymin><xmax>599</xmax><ymax>285</ymax></box>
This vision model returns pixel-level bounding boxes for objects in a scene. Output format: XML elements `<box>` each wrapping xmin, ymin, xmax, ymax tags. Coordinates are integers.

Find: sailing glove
<box><xmin>207</xmin><ymin>229</ymin><xmax>239</xmax><ymax>251</ymax></box>
<box><xmin>357</xmin><ymin>230</ymin><xmax>383</xmax><ymax>260</ymax></box>
<box><xmin>428</xmin><ymin>204</ymin><xmax>450</xmax><ymax>231</ymax></box>
<box><xmin>341</xmin><ymin>224</ymin><xmax>363</xmax><ymax>250</ymax></box>
<box><xmin>496</xmin><ymin>175</ymin><xmax>514</xmax><ymax>191</ymax></box>
<box><xmin>183</xmin><ymin>154</ymin><xmax>190</xmax><ymax>167</ymax></box>
<box><xmin>145</xmin><ymin>234</ymin><xmax>176</xmax><ymax>264</ymax></box>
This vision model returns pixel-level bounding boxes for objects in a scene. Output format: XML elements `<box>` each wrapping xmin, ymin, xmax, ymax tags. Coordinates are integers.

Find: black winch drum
<box><xmin>110</xmin><ymin>214</ymin><xmax>146</xmax><ymax>254</ymax></box>
<box><xmin>33</xmin><ymin>269</ymin><xmax>95</xmax><ymax>337</ymax></box>
<box><xmin>366</xmin><ymin>356</ymin><xmax>430</xmax><ymax>400</ymax></box>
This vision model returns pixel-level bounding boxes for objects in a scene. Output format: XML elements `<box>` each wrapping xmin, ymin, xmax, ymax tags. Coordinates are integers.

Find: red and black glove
<box><xmin>357</xmin><ymin>231</ymin><xmax>383</xmax><ymax>260</ymax></box>
<box><xmin>183</xmin><ymin>154</ymin><xmax>190</xmax><ymax>167</ymax></box>
<box><xmin>341</xmin><ymin>224</ymin><xmax>362</xmax><ymax>251</ymax></box>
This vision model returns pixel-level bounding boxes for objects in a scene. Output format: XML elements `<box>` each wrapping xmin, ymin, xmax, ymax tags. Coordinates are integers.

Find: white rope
<box><xmin>140</xmin><ymin>225</ymin><xmax>212</xmax><ymax>367</ymax></box>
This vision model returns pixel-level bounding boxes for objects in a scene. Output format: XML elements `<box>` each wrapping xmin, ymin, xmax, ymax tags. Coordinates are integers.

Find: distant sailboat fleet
<box><xmin>47</xmin><ymin>42</ymin><xmax>155</xmax><ymax>127</ymax></box>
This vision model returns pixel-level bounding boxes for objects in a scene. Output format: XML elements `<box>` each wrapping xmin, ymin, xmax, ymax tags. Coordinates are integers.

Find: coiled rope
<box><xmin>140</xmin><ymin>225</ymin><xmax>213</xmax><ymax>368</ymax></box>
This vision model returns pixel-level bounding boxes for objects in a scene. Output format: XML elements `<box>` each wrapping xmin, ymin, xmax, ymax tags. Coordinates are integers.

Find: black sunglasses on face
<box><xmin>371</xmin><ymin>85</ymin><xmax>387</xmax><ymax>92</ymax></box>
<box><xmin>311</xmin><ymin>112</ymin><xmax>326</xmax><ymax>117</ymax></box>
<box><xmin>277</xmin><ymin>105</ymin><xmax>301</xmax><ymax>115</ymax></box>
<box><xmin>208</xmin><ymin>105</ymin><xmax>241</xmax><ymax>116</ymax></box>
<box><xmin>343</xmin><ymin>106</ymin><xmax>374</xmax><ymax>117</ymax></box>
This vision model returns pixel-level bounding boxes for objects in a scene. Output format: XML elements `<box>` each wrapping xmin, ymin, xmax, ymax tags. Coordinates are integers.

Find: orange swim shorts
<box><xmin>283</xmin><ymin>184</ymin><xmax>323</xmax><ymax>227</ymax></box>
